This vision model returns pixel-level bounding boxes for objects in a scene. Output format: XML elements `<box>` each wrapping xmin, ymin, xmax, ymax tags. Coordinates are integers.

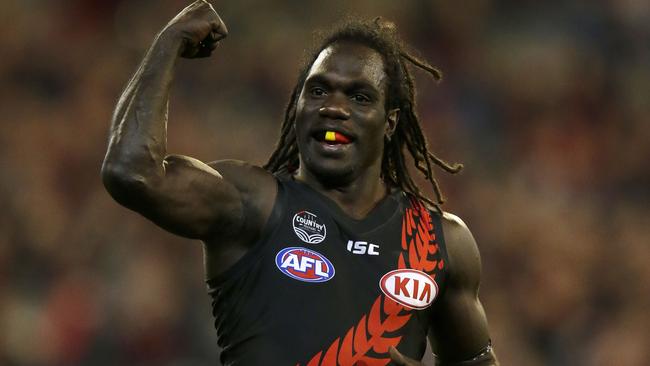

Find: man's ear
<box><xmin>386</xmin><ymin>108</ymin><xmax>400</xmax><ymax>138</ymax></box>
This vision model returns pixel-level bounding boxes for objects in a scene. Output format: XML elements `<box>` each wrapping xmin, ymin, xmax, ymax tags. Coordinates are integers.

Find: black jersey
<box><xmin>206</xmin><ymin>178</ymin><xmax>449</xmax><ymax>366</ymax></box>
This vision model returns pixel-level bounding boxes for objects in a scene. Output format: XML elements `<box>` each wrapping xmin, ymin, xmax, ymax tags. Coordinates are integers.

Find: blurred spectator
<box><xmin>1</xmin><ymin>0</ymin><xmax>648</xmax><ymax>365</ymax></box>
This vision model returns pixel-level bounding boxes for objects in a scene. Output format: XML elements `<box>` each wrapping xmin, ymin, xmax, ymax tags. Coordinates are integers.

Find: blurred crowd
<box><xmin>1</xmin><ymin>0</ymin><xmax>648</xmax><ymax>365</ymax></box>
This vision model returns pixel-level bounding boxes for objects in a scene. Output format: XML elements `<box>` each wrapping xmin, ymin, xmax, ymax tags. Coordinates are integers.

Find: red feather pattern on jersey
<box><xmin>297</xmin><ymin>198</ymin><xmax>444</xmax><ymax>366</ymax></box>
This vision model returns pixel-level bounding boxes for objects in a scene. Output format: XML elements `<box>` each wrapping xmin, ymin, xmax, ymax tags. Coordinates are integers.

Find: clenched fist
<box><xmin>161</xmin><ymin>0</ymin><xmax>228</xmax><ymax>58</ymax></box>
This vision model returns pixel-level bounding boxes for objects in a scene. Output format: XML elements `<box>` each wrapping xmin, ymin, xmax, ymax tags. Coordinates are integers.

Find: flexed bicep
<box><xmin>142</xmin><ymin>155</ymin><xmax>245</xmax><ymax>239</ymax></box>
<box><xmin>104</xmin><ymin>154</ymin><xmax>244</xmax><ymax>240</ymax></box>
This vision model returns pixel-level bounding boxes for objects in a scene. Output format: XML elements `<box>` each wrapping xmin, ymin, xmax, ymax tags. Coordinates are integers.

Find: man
<box><xmin>101</xmin><ymin>1</ymin><xmax>498</xmax><ymax>365</ymax></box>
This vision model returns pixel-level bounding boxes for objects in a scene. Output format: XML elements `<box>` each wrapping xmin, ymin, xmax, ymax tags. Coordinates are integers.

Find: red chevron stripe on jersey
<box><xmin>297</xmin><ymin>199</ymin><xmax>445</xmax><ymax>366</ymax></box>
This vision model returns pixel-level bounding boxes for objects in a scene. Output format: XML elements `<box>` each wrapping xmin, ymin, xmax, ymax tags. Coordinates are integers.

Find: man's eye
<box><xmin>352</xmin><ymin>94</ymin><xmax>370</xmax><ymax>103</ymax></box>
<box><xmin>310</xmin><ymin>87</ymin><xmax>327</xmax><ymax>96</ymax></box>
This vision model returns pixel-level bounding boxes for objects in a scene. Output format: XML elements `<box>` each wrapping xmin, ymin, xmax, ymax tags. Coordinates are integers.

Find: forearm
<box><xmin>103</xmin><ymin>31</ymin><xmax>183</xmax><ymax>179</ymax></box>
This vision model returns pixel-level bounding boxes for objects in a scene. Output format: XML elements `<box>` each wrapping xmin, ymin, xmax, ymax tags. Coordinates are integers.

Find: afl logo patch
<box><xmin>379</xmin><ymin>269</ymin><xmax>438</xmax><ymax>310</ymax></box>
<box><xmin>292</xmin><ymin>211</ymin><xmax>326</xmax><ymax>244</ymax></box>
<box><xmin>275</xmin><ymin>247</ymin><xmax>335</xmax><ymax>283</ymax></box>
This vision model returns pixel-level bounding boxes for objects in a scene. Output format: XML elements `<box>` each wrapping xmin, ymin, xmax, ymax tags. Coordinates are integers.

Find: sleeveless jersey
<box><xmin>206</xmin><ymin>178</ymin><xmax>449</xmax><ymax>366</ymax></box>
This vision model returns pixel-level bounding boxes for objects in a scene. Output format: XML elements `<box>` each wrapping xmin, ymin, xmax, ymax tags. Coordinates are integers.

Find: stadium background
<box><xmin>1</xmin><ymin>0</ymin><xmax>648</xmax><ymax>365</ymax></box>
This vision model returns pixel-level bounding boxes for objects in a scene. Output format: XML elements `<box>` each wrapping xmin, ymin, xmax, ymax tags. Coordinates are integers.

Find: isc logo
<box><xmin>379</xmin><ymin>269</ymin><xmax>438</xmax><ymax>309</ymax></box>
<box><xmin>346</xmin><ymin>240</ymin><xmax>379</xmax><ymax>255</ymax></box>
<box><xmin>275</xmin><ymin>247</ymin><xmax>335</xmax><ymax>283</ymax></box>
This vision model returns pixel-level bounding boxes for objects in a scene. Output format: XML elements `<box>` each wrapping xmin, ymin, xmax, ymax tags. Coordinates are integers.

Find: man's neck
<box><xmin>294</xmin><ymin>167</ymin><xmax>388</xmax><ymax>220</ymax></box>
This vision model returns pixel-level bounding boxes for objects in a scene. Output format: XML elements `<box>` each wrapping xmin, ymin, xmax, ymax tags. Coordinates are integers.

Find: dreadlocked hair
<box><xmin>264</xmin><ymin>17</ymin><xmax>462</xmax><ymax>211</ymax></box>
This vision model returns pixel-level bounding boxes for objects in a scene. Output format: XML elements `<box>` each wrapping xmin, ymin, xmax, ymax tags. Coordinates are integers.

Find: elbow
<box><xmin>101</xmin><ymin>160</ymin><xmax>151</xmax><ymax>204</ymax></box>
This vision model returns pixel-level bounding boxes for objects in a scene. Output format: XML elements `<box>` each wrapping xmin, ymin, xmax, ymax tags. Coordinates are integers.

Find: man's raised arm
<box><xmin>101</xmin><ymin>1</ymin><xmax>274</xmax><ymax>241</ymax></box>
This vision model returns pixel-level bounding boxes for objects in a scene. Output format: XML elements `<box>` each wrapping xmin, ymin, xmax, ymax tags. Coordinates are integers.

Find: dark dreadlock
<box><xmin>264</xmin><ymin>17</ymin><xmax>462</xmax><ymax>211</ymax></box>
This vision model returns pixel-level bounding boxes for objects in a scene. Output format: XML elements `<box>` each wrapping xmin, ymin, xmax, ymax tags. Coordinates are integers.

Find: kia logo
<box><xmin>379</xmin><ymin>269</ymin><xmax>438</xmax><ymax>309</ymax></box>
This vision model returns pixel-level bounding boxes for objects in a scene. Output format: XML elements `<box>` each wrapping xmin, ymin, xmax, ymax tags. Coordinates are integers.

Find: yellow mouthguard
<box><xmin>324</xmin><ymin>131</ymin><xmax>336</xmax><ymax>141</ymax></box>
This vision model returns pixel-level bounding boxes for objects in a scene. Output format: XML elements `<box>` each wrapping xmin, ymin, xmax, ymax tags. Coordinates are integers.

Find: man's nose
<box><xmin>318</xmin><ymin>94</ymin><xmax>351</xmax><ymax>120</ymax></box>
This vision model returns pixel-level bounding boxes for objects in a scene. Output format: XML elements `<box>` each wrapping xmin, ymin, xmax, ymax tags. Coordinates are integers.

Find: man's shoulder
<box><xmin>208</xmin><ymin>159</ymin><xmax>271</xmax><ymax>177</ymax></box>
<box><xmin>441</xmin><ymin>211</ymin><xmax>470</xmax><ymax>234</ymax></box>
<box><xmin>206</xmin><ymin>159</ymin><xmax>278</xmax><ymax>234</ymax></box>
<box><xmin>439</xmin><ymin>210</ymin><xmax>482</xmax><ymax>288</ymax></box>
<box><xmin>439</xmin><ymin>210</ymin><xmax>476</xmax><ymax>252</ymax></box>
<box><xmin>208</xmin><ymin>159</ymin><xmax>277</xmax><ymax>194</ymax></box>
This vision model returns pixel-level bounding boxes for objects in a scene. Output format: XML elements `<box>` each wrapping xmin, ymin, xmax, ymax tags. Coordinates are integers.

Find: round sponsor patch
<box><xmin>275</xmin><ymin>247</ymin><xmax>335</xmax><ymax>283</ymax></box>
<box><xmin>292</xmin><ymin>211</ymin><xmax>326</xmax><ymax>244</ymax></box>
<box><xmin>379</xmin><ymin>269</ymin><xmax>438</xmax><ymax>310</ymax></box>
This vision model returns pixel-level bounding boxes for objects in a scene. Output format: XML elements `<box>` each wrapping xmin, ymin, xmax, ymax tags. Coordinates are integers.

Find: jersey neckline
<box><xmin>287</xmin><ymin>178</ymin><xmax>402</xmax><ymax>233</ymax></box>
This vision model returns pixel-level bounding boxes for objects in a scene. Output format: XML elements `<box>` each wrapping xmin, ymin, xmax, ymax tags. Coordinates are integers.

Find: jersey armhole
<box><xmin>431</xmin><ymin>210</ymin><xmax>451</xmax><ymax>306</ymax></box>
<box><xmin>206</xmin><ymin>178</ymin><xmax>286</xmax><ymax>287</ymax></box>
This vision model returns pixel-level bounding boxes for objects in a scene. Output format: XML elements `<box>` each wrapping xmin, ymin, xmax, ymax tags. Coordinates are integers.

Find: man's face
<box><xmin>294</xmin><ymin>42</ymin><xmax>392</xmax><ymax>185</ymax></box>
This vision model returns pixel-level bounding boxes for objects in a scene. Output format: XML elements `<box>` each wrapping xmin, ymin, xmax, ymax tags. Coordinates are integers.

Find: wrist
<box><xmin>155</xmin><ymin>27</ymin><xmax>186</xmax><ymax>57</ymax></box>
